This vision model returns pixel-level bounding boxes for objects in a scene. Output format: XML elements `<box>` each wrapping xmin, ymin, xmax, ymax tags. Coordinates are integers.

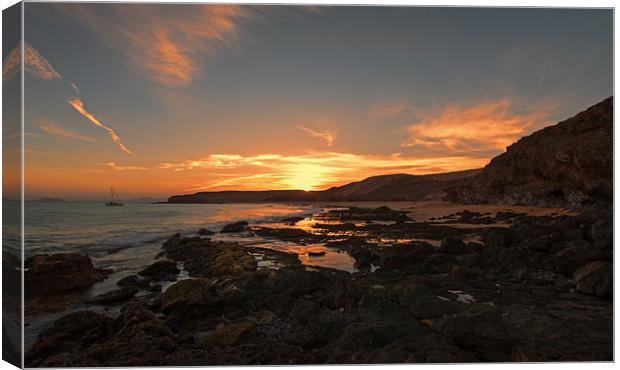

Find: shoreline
<box><xmin>22</xmin><ymin>202</ymin><xmax>612</xmax><ymax>365</ymax></box>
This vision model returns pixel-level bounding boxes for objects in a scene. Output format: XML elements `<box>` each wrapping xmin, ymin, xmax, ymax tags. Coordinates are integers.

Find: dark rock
<box><xmin>254</xmin><ymin>227</ymin><xmax>311</xmax><ymax>240</ymax></box>
<box><xmin>198</xmin><ymin>228</ymin><xmax>215</xmax><ymax>236</ymax></box>
<box><xmin>483</xmin><ymin>228</ymin><xmax>514</xmax><ymax>248</ymax></box>
<box><xmin>445</xmin><ymin>97</ymin><xmax>613</xmax><ymax>209</ymax></box>
<box><xmin>85</xmin><ymin>287</ymin><xmax>139</xmax><ymax>305</ymax></box>
<box><xmin>589</xmin><ymin>218</ymin><xmax>612</xmax><ymax>250</ymax></box>
<box><xmin>205</xmin><ymin>322</ymin><xmax>256</xmax><ymax>346</ymax></box>
<box><xmin>138</xmin><ymin>260</ymin><xmax>180</xmax><ymax>280</ymax></box>
<box><xmin>439</xmin><ymin>237</ymin><xmax>466</xmax><ymax>254</ymax></box>
<box><xmin>574</xmin><ymin>261</ymin><xmax>612</xmax><ymax>298</ymax></box>
<box><xmin>161</xmin><ymin>278</ymin><xmax>215</xmax><ymax>312</ymax></box>
<box><xmin>220</xmin><ymin>221</ymin><xmax>249</xmax><ymax>233</ymax></box>
<box><xmin>396</xmin><ymin>282</ymin><xmax>460</xmax><ymax>319</ymax></box>
<box><xmin>288</xmin><ymin>298</ymin><xmax>318</xmax><ymax>324</ymax></box>
<box><xmin>25</xmin><ymin>253</ymin><xmax>108</xmax><ymax>296</ymax></box>
<box><xmin>551</xmin><ymin>245</ymin><xmax>612</xmax><ymax>276</ymax></box>
<box><xmin>308</xmin><ymin>251</ymin><xmax>326</xmax><ymax>257</ymax></box>
<box><xmin>434</xmin><ymin>305</ymin><xmax>512</xmax><ymax>360</ymax></box>
<box><xmin>117</xmin><ymin>275</ymin><xmax>150</xmax><ymax>288</ymax></box>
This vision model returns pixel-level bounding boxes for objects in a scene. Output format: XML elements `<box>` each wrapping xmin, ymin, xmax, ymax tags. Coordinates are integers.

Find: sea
<box><xmin>20</xmin><ymin>201</ymin><xmax>365</xmax><ymax>348</ymax></box>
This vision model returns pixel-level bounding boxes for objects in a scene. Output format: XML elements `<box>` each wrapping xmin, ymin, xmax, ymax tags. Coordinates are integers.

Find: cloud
<box><xmin>2</xmin><ymin>42</ymin><xmax>132</xmax><ymax>154</ymax></box>
<box><xmin>402</xmin><ymin>98</ymin><xmax>552</xmax><ymax>154</ymax></box>
<box><xmin>61</xmin><ymin>4</ymin><xmax>251</xmax><ymax>88</ymax></box>
<box><xmin>66</xmin><ymin>97</ymin><xmax>132</xmax><ymax>154</ymax></box>
<box><xmin>298</xmin><ymin>126</ymin><xmax>336</xmax><ymax>146</ymax></box>
<box><xmin>159</xmin><ymin>151</ymin><xmax>488</xmax><ymax>191</ymax></box>
<box><xmin>38</xmin><ymin>120</ymin><xmax>97</xmax><ymax>142</ymax></box>
<box><xmin>3</xmin><ymin>41</ymin><xmax>62</xmax><ymax>81</ymax></box>
<box><xmin>99</xmin><ymin>162</ymin><xmax>146</xmax><ymax>171</ymax></box>
<box><xmin>369</xmin><ymin>100</ymin><xmax>413</xmax><ymax>121</ymax></box>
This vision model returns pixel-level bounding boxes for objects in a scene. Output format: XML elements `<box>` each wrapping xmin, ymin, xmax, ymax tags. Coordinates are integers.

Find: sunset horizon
<box><xmin>2</xmin><ymin>4</ymin><xmax>611</xmax><ymax>200</ymax></box>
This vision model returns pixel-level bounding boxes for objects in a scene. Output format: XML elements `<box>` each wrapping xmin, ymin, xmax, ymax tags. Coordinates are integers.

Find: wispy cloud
<box><xmin>159</xmin><ymin>152</ymin><xmax>488</xmax><ymax>191</ymax></box>
<box><xmin>369</xmin><ymin>100</ymin><xmax>413</xmax><ymax>121</ymax></box>
<box><xmin>3</xmin><ymin>42</ymin><xmax>132</xmax><ymax>154</ymax></box>
<box><xmin>99</xmin><ymin>162</ymin><xmax>146</xmax><ymax>171</ymax></box>
<box><xmin>2</xmin><ymin>41</ymin><xmax>62</xmax><ymax>81</ymax></box>
<box><xmin>66</xmin><ymin>97</ymin><xmax>132</xmax><ymax>154</ymax></box>
<box><xmin>61</xmin><ymin>4</ymin><xmax>251</xmax><ymax>88</ymax></box>
<box><xmin>402</xmin><ymin>98</ymin><xmax>553</xmax><ymax>153</ymax></box>
<box><xmin>38</xmin><ymin>120</ymin><xmax>97</xmax><ymax>142</ymax></box>
<box><xmin>298</xmin><ymin>126</ymin><xmax>336</xmax><ymax>146</ymax></box>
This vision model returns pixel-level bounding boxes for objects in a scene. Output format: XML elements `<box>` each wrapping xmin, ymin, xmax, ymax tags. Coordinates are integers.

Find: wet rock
<box><xmin>434</xmin><ymin>305</ymin><xmax>512</xmax><ymax>360</ymax></box>
<box><xmin>396</xmin><ymin>282</ymin><xmax>461</xmax><ymax>319</ymax></box>
<box><xmin>439</xmin><ymin>237</ymin><xmax>466</xmax><ymax>254</ymax></box>
<box><xmin>161</xmin><ymin>278</ymin><xmax>215</xmax><ymax>312</ymax></box>
<box><xmin>220</xmin><ymin>221</ymin><xmax>249</xmax><ymax>233</ymax></box>
<box><xmin>205</xmin><ymin>322</ymin><xmax>256</xmax><ymax>346</ymax></box>
<box><xmin>308</xmin><ymin>251</ymin><xmax>326</xmax><ymax>257</ymax></box>
<box><xmin>254</xmin><ymin>227</ymin><xmax>311</xmax><ymax>241</ymax></box>
<box><xmin>26</xmin><ymin>311</ymin><xmax>114</xmax><ymax>366</ymax></box>
<box><xmin>483</xmin><ymin>228</ymin><xmax>514</xmax><ymax>248</ymax></box>
<box><xmin>551</xmin><ymin>245</ymin><xmax>612</xmax><ymax>276</ymax></box>
<box><xmin>574</xmin><ymin>261</ymin><xmax>612</xmax><ymax>299</ymax></box>
<box><xmin>117</xmin><ymin>275</ymin><xmax>150</xmax><ymax>288</ymax></box>
<box><xmin>86</xmin><ymin>287</ymin><xmax>139</xmax><ymax>305</ymax></box>
<box><xmin>279</xmin><ymin>216</ymin><xmax>305</xmax><ymax>225</ymax></box>
<box><xmin>450</xmin><ymin>265</ymin><xmax>479</xmax><ymax>278</ymax></box>
<box><xmin>198</xmin><ymin>228</ymin><xmax>215</xmax><ymax>236</ymax></box>
<box><xmin>25</xmin><ymin>253</ymin><xmax>109</xmax><ymax>296</ymax></box>
<box><xmin>288</xmin><ymin>298</ymin><xmax>318</xmax><ymax>324</ymax></box>
<box><xmin>589</xmin><ymin>219</ymin><xmax>612</xmax><ymax>250</ymax></box>
<box><xmin>380</xmin><ymin>243</ymin><xmax>434</xmax><ymax>271</ymax></box>
<box><xmin>138</xmin><ymin>260</ymin><xmax>180</xmax><ymax>280</ymax></box>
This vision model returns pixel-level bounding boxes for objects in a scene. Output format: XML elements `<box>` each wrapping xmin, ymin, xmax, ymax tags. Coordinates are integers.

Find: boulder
<box><xmin>220</xmin><ymin>221</ymin><xmax>249</xmax><ymax>233</ymax></box>
<box><xmin>198</xmin><ymin>228</ymin><xmax>215</xmax><ymax>236</ymax></box>
<box><xmin>85</xmin><ymin>287</ymin><xmax>139</xmax><ymax>305</ymax></box>
<box><xmin>396</xmin><ymin>282</ymin><xmax>460</xmax><ymax>319</ymax></box>
<box><xmin>205</xmin><ymin>322</ymin><xmax>256</xmax><ymax>346</ymax></box>
<box><xmin>439</xmin><ymin>237</ymin><xmax>466</xmax><ymax>254</ymax></box>
<box><xmin>25</xmin><ymin>253</ymin><xmax>108</xmax><ymax>296</ymax></box>
<box><xmin>551</xmin><ymin>245</ymin><xmax>612</xmax><ymax>276</ymax></box>
<box><xmin>138</xmin><ymin>260</ymin><xmax>180</xmax><ymax>280</ymax></box>
<box><xmin>161</xmin><ymin>278</ymin><xmax>215</xmax><ymax>312</ymax></box>
<box><xmin>116</xmin><ymin>275</ymin><xmax>150</xmax><ymax>288</ymax></box>
<box><xmin>434</xmin><ymin>305</ymin><xmax>512</xmax><ymax>360</ymax></box>
<box><xmin>574</xmin><ymin>261</ymin><xmax>612</xmax><ymax>298</ymax></box>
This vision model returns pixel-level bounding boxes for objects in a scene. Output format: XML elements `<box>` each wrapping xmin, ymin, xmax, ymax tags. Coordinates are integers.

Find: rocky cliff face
<box><xmin>445</xmin><ymin>97</ymin><xmax>613</xmax><ymax>209</ymax></box>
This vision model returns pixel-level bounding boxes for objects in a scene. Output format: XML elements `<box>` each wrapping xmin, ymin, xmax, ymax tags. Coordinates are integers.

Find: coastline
<box><xmin>22</xmin><ymin>201</ymin><xmax>612</xmax><ymax>365</ymax></box>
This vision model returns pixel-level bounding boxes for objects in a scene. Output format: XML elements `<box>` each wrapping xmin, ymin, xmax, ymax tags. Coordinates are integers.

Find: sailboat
<box><xmin>106</xmin><ymin>187</ymin><xmax>124</xmax><ymax>206</ymax></box>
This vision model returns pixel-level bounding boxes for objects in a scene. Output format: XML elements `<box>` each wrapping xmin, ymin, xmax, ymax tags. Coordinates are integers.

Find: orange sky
<box><xmin>4</xmin><ymin>4</ymin><xmax>612</xmax><ymax>200</ymax></box>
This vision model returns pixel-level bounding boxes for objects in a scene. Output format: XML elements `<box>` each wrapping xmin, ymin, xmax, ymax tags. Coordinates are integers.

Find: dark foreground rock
<box><xmin>25</xmin><ymin>201</ymin><xmax>613</xmax><ymax>365</ymax></box>
<box><xmin>221</xmin><ymin>221</ymin><xmax>249</xmax><ymax>233</ymax></box>
<box><xmin>25</xmin><ymin>253</ymin><xmax>109</xmax><ymax>296</ymax></box>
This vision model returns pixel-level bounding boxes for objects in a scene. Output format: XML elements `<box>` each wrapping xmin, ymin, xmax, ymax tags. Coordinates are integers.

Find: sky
<box><xmin>3</xmin><ymin>4</ymin><xmax>613</xmax><ymax>200</ymax></box>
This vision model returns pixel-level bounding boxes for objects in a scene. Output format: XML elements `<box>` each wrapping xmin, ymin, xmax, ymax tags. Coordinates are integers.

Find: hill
<box><xmin>445</xmin><ymin>96</ymin><xmax>613</xmax><ymax>209</ymax></box>
<box><xmin>167</xmin><ymin>169</ymin><xmax>481</xmax><ymax>203</ymax></box>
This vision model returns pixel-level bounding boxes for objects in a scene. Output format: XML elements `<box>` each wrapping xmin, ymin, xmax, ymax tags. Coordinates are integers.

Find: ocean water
<box><xmin>22</xmin><ymin>201</ymin><xmax>361</xmax><ymax>348</ymax></box>
<box><xmin>24</xmin><ymin>201</ymin><xmax>359</xmax><ymax>279</ymax></box>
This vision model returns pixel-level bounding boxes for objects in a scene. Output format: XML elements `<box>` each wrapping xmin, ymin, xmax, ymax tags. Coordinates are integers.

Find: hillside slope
<box><xmin>445</xmin><ymin>97</ymin><xmax>613</xmax><ymax>208</ymax></box>
<box><xmin>167</xmin><ymin>169</ymin><xmax>481</xmax><ymax>203</ymax></box>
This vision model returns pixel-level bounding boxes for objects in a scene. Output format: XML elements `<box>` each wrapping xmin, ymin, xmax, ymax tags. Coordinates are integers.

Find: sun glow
<box><xmin>282</xmin><ymin>163</ymin><xmax>334</xmax><ymax>191</ymax></box>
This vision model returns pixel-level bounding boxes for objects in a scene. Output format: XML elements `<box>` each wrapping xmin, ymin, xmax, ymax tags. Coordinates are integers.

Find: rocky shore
<box><xmin>24</xmin><ymin>204</ymin><xmax>612</xmax><ymax>366</ymax></box>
